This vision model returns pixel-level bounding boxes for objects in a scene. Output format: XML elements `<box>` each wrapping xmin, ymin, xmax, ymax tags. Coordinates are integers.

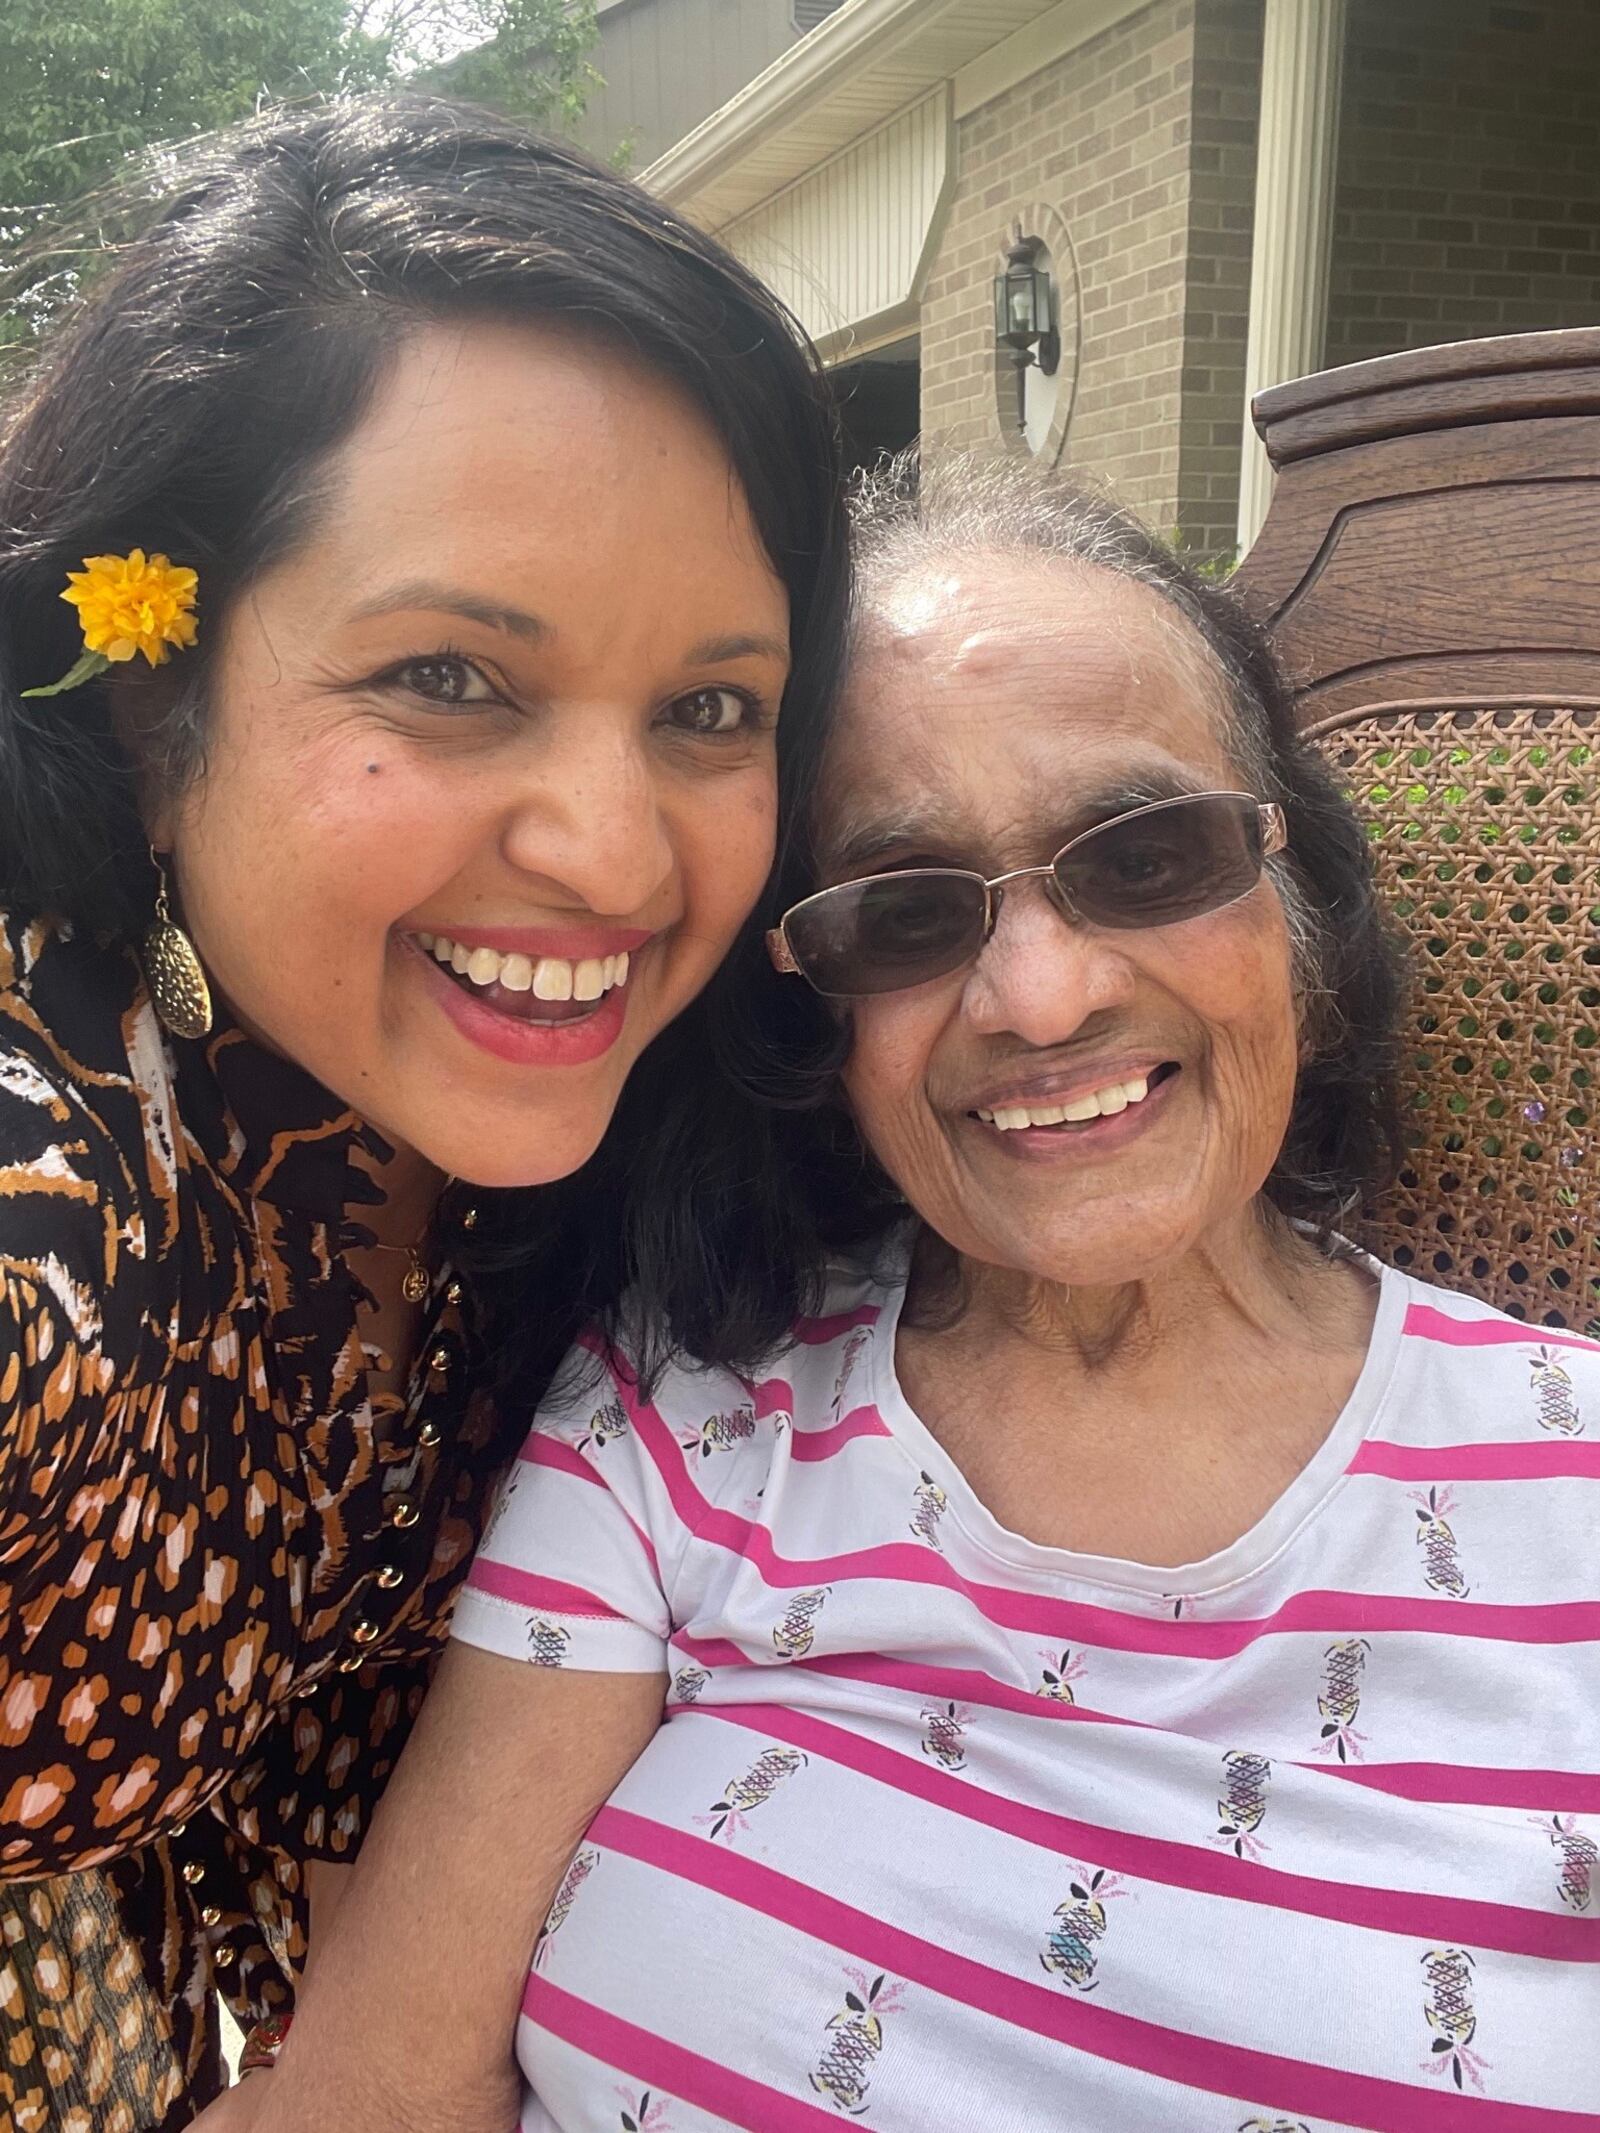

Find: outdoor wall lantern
<box><xmin>994</xmin><ymin>243</ymin><xmax>1060</xmax><ymax>429</ymax></box>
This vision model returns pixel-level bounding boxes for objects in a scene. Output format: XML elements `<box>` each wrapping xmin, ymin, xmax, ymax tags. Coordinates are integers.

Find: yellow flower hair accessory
<box><xmin>23</xmin><ymin>549</ymin><xmax>199</xmax><ymax>698</ymax></box>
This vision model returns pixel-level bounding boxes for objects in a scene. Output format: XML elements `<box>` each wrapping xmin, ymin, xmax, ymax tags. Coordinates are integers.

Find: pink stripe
<box><xmin>518</xmin><ymin>1433</ymin><xmax>605</xmax><ymax>1486</ymax></box>
<box><xmin>591</xmin><ymin>1806</ymin><xmax>1599</xmax><ymax>2132</ymax></box>
<box><xmin>465</xmin><ymin>1559</ymin><xmax>624</xmax><ymax>1619</ymax></box>
<box><xmin>1350</xmin><ymin>1438</ymin><xmax>1600</xmax><ymax>1481</ymax></box>
<box><xmin>805</xmin><ymin>1649</ymin><xmax>1150</xmax><ymax>1733</ymax></box>
<box><xmin>788</xmin><ymin>1405</ymin><xmax>894</xmax><ymax>1463</ymax></box>
<box><xmin>607</xmin><ymin>1365</ymin><xmax>1600</xmax><ymax>1654</ymax></box>
<box><xmin>751</xmin><ymin>1378</ymin><xmax>795</xmax><ymax>1422</ymax></box>
<box><xmin>1403</xmin><ymin>1303</ymin><xmax>1600</xmax><ymax>1355</ymax></box>
<box><xmin>512</xmin><ymin>1430</ymin><xmax>661</xmax><ymax>1579</ymax></box>
<box><xmin>811</xmin><ymin>1653</ymin><xmax>1600</xmax><ymax>1812</ymax></box>
<box><xmin>763</xmin><ymin>1652</ymin><xmax>1600</xmax><ymax>1814</ymax></box>
<box><xmin>1332</xmin><ymin>1761</ymin><xmax>1600</xmax><ymax>1814</ymax></box>
<box><xmin>789</xmin><ymin>1304</ymin><xmax>881</xmax><ymax>1344</ymax></box>
<box><xmin>697</xmin><ymin>1703</ymin><xmax>1594</xmax><ymax>1961</ymax></box>
<box><xmin>526</xmin><ymin>1977</ymin><xmax>853</xmax><ymax>2132</ymax></box>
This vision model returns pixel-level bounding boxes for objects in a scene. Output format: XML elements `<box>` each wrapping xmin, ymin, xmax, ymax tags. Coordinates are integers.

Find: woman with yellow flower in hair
<box><xmin>0</xmin><ymin>95</ymin><xmax>846</xmax><ymax>2128</ymax></box>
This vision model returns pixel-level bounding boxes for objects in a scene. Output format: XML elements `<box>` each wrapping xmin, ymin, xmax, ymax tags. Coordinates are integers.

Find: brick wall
<box><xmin>919</xmin><ymin>0</ymin><xmax>1264</xmax><ymax>559</ymax></box>
<box><xmin>1174</xmin><ymin>0</ymin><xmax>1261</xmax><ymax>559</ymax></box>
<box><xmin>1327</xmin><ymin>0</ymin><xmax>1600</xmax><ymax>370</ymax></box>
<box><xmin>919</xmin><ymin>0</ymin><xmax>1202</xmax><ymax>534</ymax></box>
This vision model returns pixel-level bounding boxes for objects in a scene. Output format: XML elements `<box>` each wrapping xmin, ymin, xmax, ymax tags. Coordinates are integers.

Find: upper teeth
<box><xmin>977</xmin><ymin>1075</ymin><xmax>1151</xmax><ymax>1129</ymax></box>
<box><xmin>417</xmin><ymin>934</ymin><xmax>630</xmax><ymax>1002</ymax></box>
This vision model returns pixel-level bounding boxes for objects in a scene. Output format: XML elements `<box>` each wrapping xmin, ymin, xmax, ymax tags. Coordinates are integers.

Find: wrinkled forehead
<box><xmin>816</xmin><ymin>555</ymin><xmax>1241</xmax><ymax>875</ymax></box>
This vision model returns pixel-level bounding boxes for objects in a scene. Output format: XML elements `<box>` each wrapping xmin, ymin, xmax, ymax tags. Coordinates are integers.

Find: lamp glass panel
<box><xmin>1006</xmin><ymin>267</ymin><xmax>1037</xmax><ymax>335</ymax></box>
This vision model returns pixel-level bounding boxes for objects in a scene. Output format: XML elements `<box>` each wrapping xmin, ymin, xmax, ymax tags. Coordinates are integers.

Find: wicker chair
<box><xmin>1236</xmin><ymin>329</ymin><xmax>1600</xmax><ymax>1332</ymax></box>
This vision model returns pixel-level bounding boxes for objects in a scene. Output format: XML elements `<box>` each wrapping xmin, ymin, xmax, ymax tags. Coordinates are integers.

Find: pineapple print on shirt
<box><xmin>772</xmin><ymin>1587</ymin><xmax>830</xmax><ymax>1659</ymax></box>
<box><xmin>534</xmin><ymin>1847</ymin><xmax>599</xmax><ymax>1970</ymax></box>
<box><xmin>1214</xmin><ymin>1751</ymin><xmax>1272</xmax><ymax>1860</ymax></box>
<box><xmin>1420</xmin><ymin>1945</ymin><xmax>1488</xmax><ymax>2092</ymax></box>
<box><xmin>578</xmin><ymin>1396</ymin><xmax>629</xmax><ymax>1454</ymax></box>
<box><xmin>1411</xmin><ymin>1486</ymin><xmax>1470</xmax><ymax>1597</ymax></box>
<box><xmin>1543</xmin><ymin>1814</ymin><xmax>1597</xmax><ymax>1913</ymax></box>
<box><xmin>809</xmin><ymin>1968</ymin><xmax>906</xmax><ymax>2114</ymax></box>
<box><xmin>1529</xmin><ymin>1346</ymin><xmax>1582</xmax><ymax>1435</ymax></box>
<box><xmin>1040</xmin><ymin>1866</ymin><xmax>1125</xmax><ymax>1991</ymax></box>
<box><xmin>617</xmin><ymin>2089</ymin><xmax>673</xmax><ymax>2131</ymax></box>
<box><xmin>679</xmin><ymin>1402</ymin><xmax>757</xmax><ymax>1461</ymax></box>
<box><xmin>1036</xmin><ymin>1647</ymin><xmax>1086</xmax><ymax>1702</ymax></box>
<box><xmin>1312</xmin><ymin>1638</ymin><xmax>1371</xmax><ymax>1762</ymax></box>
<box><xmin>920</xmin><ymin>1701</ymin><xmax>970</xmax><ymax>1772</ymax></box>
<box><xmin>696</xmin><ymin>1746</ymin><xmax>807</xmax><ymax>1842</ymax></box>
<box><xmin>908</xmin><ymin>1470</ymin><xmax>949</xmax><ymax>1550</ymax></box>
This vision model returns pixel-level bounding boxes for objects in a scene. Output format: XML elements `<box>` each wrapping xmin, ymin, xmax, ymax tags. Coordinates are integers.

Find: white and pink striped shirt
<box><xmin>451</xmin><ymin>1256</ymin><xmax>1600</xmax><ymax>2132</ymax></box>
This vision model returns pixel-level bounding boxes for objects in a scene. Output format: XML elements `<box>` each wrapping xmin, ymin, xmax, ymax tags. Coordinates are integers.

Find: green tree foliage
<box><xmin>0</xmin><ymin>0</ymin><xmax>598</xmax><ymax>336</ymax></box>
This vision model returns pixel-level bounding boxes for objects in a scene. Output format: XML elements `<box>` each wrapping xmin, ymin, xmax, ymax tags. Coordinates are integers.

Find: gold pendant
<box><xmin>142</xmin><ymin>917</ymin><xmax>214</xmax><ymax>1039</ymax></box>
<box><xmin>401</xmin><ymin>1256</ymin><xmax>430</xmax><ymax>1306</ymax></box>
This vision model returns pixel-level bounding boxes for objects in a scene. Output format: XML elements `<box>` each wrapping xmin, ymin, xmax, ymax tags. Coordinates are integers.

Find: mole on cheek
<box><xmin>367</xmin><ymin>762</ymin><xmax>381</xmax><ymax>775</ymax></box>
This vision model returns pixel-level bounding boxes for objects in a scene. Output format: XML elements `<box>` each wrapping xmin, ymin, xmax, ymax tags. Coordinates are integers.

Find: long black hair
<box><xmin>0</xmin><ymin>94</ymin><xmax>848</xmax><ymax>938</ymax></box>
<box><xmin>497</xmin><ymin>450</ymin><xmax>1408</xmax><ymax>1396</ymax></box>
<box><xmin>0</xmin><ymin>94</ymin><xmax>852</xmax><ymax>1411</ymax></box>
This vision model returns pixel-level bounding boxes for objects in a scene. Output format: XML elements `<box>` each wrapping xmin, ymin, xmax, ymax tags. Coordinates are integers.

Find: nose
<box><xmin>960</xmin><ymin>873</ymin><xmax>1136</xmax><ymax>1043</ymax></box>
<box><xmin>498</xmin><ymin>710</ymin><xmax>676</xmax><ymax>919</ymax></box>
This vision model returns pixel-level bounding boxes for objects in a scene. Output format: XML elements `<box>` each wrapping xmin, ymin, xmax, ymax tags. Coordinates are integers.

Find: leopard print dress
<box><xmin>0</xmin><ymin>910</ymin><xmax>531</xmax><ymax>2128</ymax></box>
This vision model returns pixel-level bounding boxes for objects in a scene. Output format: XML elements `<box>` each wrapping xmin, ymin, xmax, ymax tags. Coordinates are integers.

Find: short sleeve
<box><xmin>450</xmin><ymin>1348</ymin><xmax>671</xmax><ymax>1676</ymax></box>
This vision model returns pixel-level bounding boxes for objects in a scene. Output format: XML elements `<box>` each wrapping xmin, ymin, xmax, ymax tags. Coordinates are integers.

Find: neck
<box><xmin>933</xmin><ymin>1206</ymin><xmax>1349</xmax><ymax>1375</ymax></box>
<box><xmin>350</xmin><ymin>1136</ymin><xmax>447</xmax><ymax>1250</ymax></box>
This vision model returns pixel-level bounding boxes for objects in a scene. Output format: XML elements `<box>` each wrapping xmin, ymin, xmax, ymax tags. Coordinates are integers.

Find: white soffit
<box><xmin>644</xmin><ymin>0</ymin><xmax>1144</xmax><ymax>228</ymax></box>
<box><xmin>722</xmin><ymin>87</ymin><xmax>954</xmax><ymax>359</ymax></box>
<box><xmin>644</xmin><ymin>0</ymin><xmax>1033</xmax><ymax>227</ymax></box>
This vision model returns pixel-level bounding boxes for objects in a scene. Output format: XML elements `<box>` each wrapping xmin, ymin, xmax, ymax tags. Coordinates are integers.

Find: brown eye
<box><xmin>665</xmin><ymin>687</ymin><xmax>752</xmax><ymax>736</ymax></box>
<box><xmin>393</xmin><ymin>656</ymin><xmax>495</xmax><ymax>706</ymax></box>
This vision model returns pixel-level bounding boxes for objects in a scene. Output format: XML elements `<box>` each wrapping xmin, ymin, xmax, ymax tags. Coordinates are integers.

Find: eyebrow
<box><xmin>684</xmin><ymin>631</ymin><xmax>791</xmax><ymax>667</ymax></box>
<box><xmin>821</xmin><ymin>767</ymin><xmax>1211</xmax><ymax>877</ymax></box>
<box><xmin>345</xmin><ymin>587</ymin><xmax>788</xmax><ymax>669</ymax></box>
<box><xmin>349</xmin><ymin>581</ymin><xmax>550</xmax><ymax>643</ymax></box>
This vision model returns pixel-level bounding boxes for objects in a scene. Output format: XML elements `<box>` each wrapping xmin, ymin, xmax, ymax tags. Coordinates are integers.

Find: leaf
<box><xmin>844</xmin><ymin>1991</ymin><xmax>864</xmax><ymax>2013</ymax></box>
<box><xmin>1320</xmin><ymin>1722</ymin><xmax>1339</xmax><ymax>1737</ymax></box>
<box><xmin>1069</xmin><ymin>1882</ymin><xmax>1087</xmax><ymax>1900</ymax></box>
<box><xmin>20</xmin><ymin>648</ymin><xmax>110</xmax><ymax>696</ymax></box>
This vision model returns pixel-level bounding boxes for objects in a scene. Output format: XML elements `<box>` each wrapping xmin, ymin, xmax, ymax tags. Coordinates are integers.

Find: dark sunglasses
<box><xmin>767</xmin><ymin>791</ymin><xmax>1288</xmax><ymax>999</ymax></box>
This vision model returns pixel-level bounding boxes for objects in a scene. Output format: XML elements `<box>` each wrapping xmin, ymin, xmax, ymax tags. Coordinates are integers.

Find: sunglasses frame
<box><xmin>767</xmin><ymin>791</ymin><xmax>1288</xmax><ymax>997</ymax></box>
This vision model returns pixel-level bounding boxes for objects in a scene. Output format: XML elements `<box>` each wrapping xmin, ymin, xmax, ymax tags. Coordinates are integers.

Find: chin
<box><xmin>997</xmin><ymin>1209</ymin><xmax>1200</xmax><ymax>1289</ymax></box>
<box><xmin>402</xmin><ymin>1108</ymin><xmax>615</xmax><ymax>1192</ymax></box>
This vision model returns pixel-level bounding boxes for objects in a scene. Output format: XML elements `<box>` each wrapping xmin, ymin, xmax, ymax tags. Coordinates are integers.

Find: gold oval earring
<box><xmin>143</xmin><ymin>850</ymin><xmax>213</xmax><ymax>1039</ymax></box>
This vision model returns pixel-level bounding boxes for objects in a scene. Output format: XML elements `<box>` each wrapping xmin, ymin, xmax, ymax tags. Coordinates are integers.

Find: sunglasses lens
<box><xmin>1058</xmin><ymin>795</ymin><xmax>1263</xmax><ymax>928</ymax></box>
<box><xmin>783</xmin><ymin>873</ymin><xmax>989</xmax><ymax>996</ymax></box>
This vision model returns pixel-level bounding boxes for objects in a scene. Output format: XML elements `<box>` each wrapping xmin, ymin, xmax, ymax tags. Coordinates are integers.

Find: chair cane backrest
<box><xmin>1235</xmin><ymin>330</ymin><xmax>1600</xmax><ymax>1326</ymax></box>
<box><xmin>1313</xmin><ymin>700</ymin><xmax>1600</xmax><ymax>1329</ymax></box>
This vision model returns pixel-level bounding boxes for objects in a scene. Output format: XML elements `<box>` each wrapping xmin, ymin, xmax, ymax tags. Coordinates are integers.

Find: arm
<box><xmin>207</xmin><ymin>1643</ymin><xmax>663</xmax><ymax>2133</ymax></box>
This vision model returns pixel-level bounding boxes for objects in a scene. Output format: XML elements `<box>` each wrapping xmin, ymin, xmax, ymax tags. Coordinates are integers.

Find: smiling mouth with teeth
<box><xmin>974</xmin><ymin>1063</ymin><xmax>1179</xmax><ymax>1132</ymax></box>
<box><xmin>417</xmin><ymin>932</ymin><xmax>631</xmax><ymax>1023</ymax></box>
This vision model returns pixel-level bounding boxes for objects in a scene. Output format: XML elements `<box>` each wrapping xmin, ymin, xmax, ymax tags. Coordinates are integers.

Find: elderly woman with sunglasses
<box><xmin>215</xmin><ymin>456</ymin><xmax>1600</xmax><ymax>2133</ymax></box>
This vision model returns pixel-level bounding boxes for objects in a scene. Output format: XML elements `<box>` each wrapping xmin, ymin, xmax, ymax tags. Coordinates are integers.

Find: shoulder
<box><xmin>537</xmin><ymin>1259</ymin><xmax>905</xmax><ymax>1476</ymax></box>
<box><xmin>1388</xmin><ymin>1267</ymin><xmax>1600</xmax><ymax>1433</ymax></box>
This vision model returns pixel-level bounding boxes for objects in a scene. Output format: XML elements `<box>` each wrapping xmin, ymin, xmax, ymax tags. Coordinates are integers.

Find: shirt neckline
<box><xmin>862</xmin><ymin>1250</ymin><xmax>1411</xmax><ymax>1600</ymax></box>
